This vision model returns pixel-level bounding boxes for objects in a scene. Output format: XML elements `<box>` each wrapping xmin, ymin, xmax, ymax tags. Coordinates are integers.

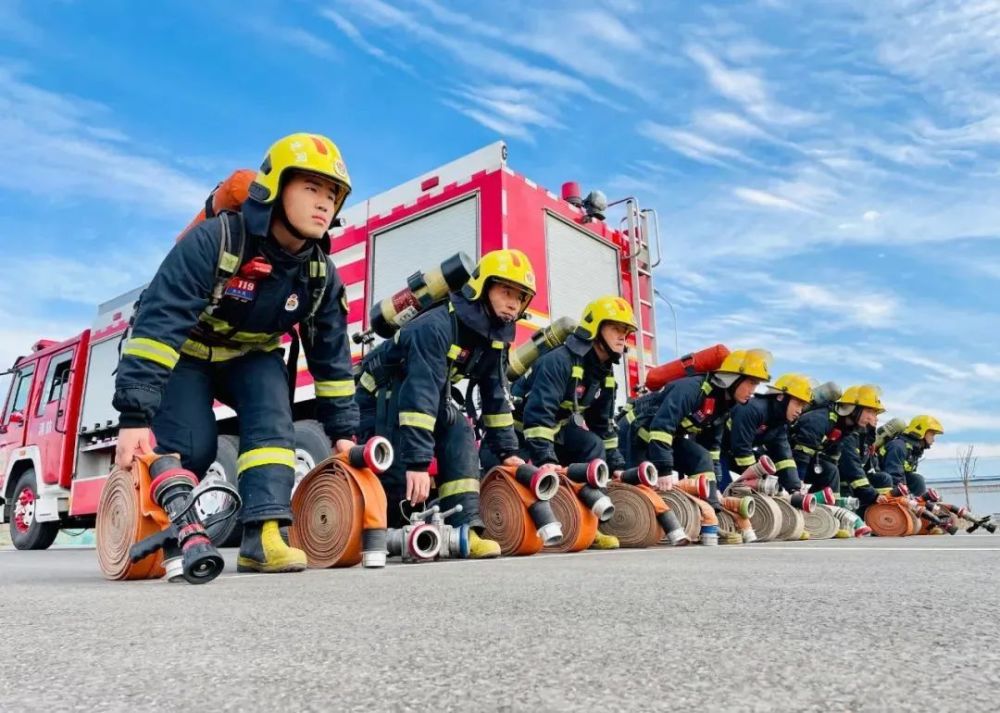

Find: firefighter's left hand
<box><xmin>876</xmin><ymin>494</ymin><xmax>889</xmax><ymax>504</ymax></box>
<box><xmin>334</xmin><ymin>439</ymin><xmax>355</xmax><ymax>454</ymax></box>
<box><xmin>502</xmin><ymin>455</ymin><xmax>525</xmax><ymax>467</ymax></box>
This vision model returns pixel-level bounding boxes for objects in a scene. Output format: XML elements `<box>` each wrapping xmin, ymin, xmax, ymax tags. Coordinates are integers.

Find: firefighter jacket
<box><xmin>788</xmin><ymin>406</ymin><xmax>855</xmax><ymax>463</ymax></box>
<box><xmin>624</xmin><ymin>375</ymin><xmax>735</xmax><ymax>472</ymax></box>
<box><xmin>725</xmin><ymin>395</ymin><xmax>796</xmax><ymax>484</ymax></box>
<box><xmin>879</xmin><ymin>433</ymin><xmax>926</xmax><ymax>488</ymax></box>
<box><xmin>356</xmin><ymin>292</ymin><xmax>518</xmax><ymax>471</ymax></box>
<box><xmin>511</xmin><ymin>334</ymin><xmax>621</xmax><ymax>468</ymax></box>
<box><xmin>838</xmin><ymin>429</ymin><xmax>881</xmax><ymax>502</ymax></box>
<box><xmin>113</xmin><ymin>199</ymin><xmax>358</xmax><ymax>441</ymax></box>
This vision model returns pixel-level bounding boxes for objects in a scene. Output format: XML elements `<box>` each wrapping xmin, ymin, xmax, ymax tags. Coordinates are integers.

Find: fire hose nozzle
<box><xmin>790</xmin><ymin>492</ymin><xmax>815</xmax><ymax>513</ymax></box>
<box><xmin>578</xmin><ymin>485</ymin><xmax>615</xmax><ymax>522</ymax></box>
<box><xmin>741</xmin><ymin>528</ymin><xmax>757</xmax><ymax>544</ymax></box>
<box><xmin>344</xmin><ymin>436</ymin><xmax>393</xmax><ymax>474</ymax></box>
<box><xmin>565</xmin><ymin>459</ymin><xmax>610</xmax><ymax>489</ymax></box>
<box><xmin>700</xmin><ymin>524</ymin><xmax>719</xmax><ymax>546</ymax></box>
<box><xmin>515</xmin><ymin>464</ymin><xmax>560</xmax><ymax>501</ymax></box>
<box><xmin>657</xmin><ymin>510</ymin><xmax>689</xmax><ymax>546</ymax></box>
<box><xmin>620</xmin><ymin>462</ymin><xmax>658</xmax><ymax>488</ymax></box>
<box><xmin>362</xmin><ymin>528</ymin><xmax>388</xmax><ymax>568</ymax></box>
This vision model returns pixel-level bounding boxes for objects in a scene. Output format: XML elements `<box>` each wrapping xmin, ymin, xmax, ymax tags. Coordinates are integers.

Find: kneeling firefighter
<box><xmin>113</xmin><ymin>133</ymin><xmax>360</xmax><ymax>574</ymax></box>
<box><xmin>618</xmin><ymin>349</ymin><xmax>773</xmax><ymax>511</ymax></box>
<box><xmin>484</xmin><ymin>295</ymin><xmax>637</xmax><ymax>549</ymax></box>
<box><xmin>355</xmin><ymin>250</ymin><xmax>536</xmax><ymax>559</ymax></box>
<box><xmin>879</xmin><ymin>415</ymin><xmax>943</xmax><ymax>498</ymax></box>
<box><xmin>722</xmin><ymin>373</ymin><xmax>813</xmax><ymax>493</ymax></box>
<box><xmin>788</xmin><ymin>384</ymin><xmax>886</xmax><ymax>507</ymax></box>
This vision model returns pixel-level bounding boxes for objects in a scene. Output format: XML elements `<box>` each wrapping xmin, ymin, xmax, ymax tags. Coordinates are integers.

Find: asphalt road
<box><xmin>2</xmin><ymin>537</ymin><xmax>998</xmax><ymax>712</ymax></box>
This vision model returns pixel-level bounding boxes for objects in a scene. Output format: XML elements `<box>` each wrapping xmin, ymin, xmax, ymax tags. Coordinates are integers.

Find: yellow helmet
<box><xmin>462</xmin><ymin>249</ymin><xmax>537</xmax><ymax>305</ymax></box>
<box><xmin>904</xmin><ymin>414</ymin><xmax>943</xmax><ymax>439</ymax></box>
<box><xmin>248</xmin><ymin>133</ymin><xmax>352</xmax><ymax>217</ymax></box>
<box><xmin>716</xmin><ymin>348</ymin><xmax>772</xmax><ymax>382</ymax></box>
<box><xmin>837</xmin><ymin>384</ymin><xmax>885</xmax><ymax>413</ymax></box>
<box><xmin>766</xmin><ymin>373</ymin><xmax>814</xmax><ymax>402</ymax></box>
<box><xmin>575</xmin><ymin>295</ymin><xmax>638</xmax><ymax>341</ymax></box>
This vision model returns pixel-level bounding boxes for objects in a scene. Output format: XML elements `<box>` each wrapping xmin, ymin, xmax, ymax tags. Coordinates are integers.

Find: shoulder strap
<box><xmin>206</xmin><ymin>211</ymin><xmax>247</xmax><ymax>314</ymax></box>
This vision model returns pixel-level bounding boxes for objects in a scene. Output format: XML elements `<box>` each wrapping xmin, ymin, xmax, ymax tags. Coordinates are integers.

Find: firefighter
<box><xmin>618</xmin><ymin>349</ymin><xmax>772</xmax><ymax>511</ymax></box>
<box><xmin>788</xmin><ymin>384</ymin><xmax>886</xmax><ymax>507</ymax></box>
<box><xmin>722</xmin><ymin>373</ymin><xmax>813</xmax><ymax>494</ymax></box>
<box><xmin>484</xmin><ymin>295</ymin><xmax>636</xmax><ymax>549</ymax></box>
<box><xmin>879</xmin><ymin>415</ymin><xmax>944</xmax><ymax>498</ymax></box>
<box><xmin>113</xmin><ymin>133</ymin><xmax>358</xmax><ymax>574</ymax></box>
<box><xmin>354</xmin><ymin>249</ymin><xmax>536</xmax><ymax>559</ymax></box>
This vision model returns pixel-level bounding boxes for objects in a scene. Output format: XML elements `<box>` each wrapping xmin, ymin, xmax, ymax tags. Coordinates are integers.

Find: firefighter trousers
<box><xmin>357</xmin><ymin>388</ymin><xmax>483</xmax><ymax>530</ymax></box>
<box><xmin>797</xmin><ymin>452</ymin><xmax>839</xmax><ymax>495</ymax></box>
<box><xmin>151</xmin><ymin>350</ymin><xmax>297</xmax><ymax>526</ymax></box>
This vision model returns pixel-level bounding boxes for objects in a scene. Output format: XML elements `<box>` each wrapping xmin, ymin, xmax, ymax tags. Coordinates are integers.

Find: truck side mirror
<box><xmin>9</xmin><ymin>411</ymin><xmax>24</xmax><ymax>426</ymax></box>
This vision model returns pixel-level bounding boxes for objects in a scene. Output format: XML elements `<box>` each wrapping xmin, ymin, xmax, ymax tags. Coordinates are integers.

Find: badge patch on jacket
<box><xmin>284</xmin><ymin>293</ymin><xmax>300</xmax><ymax>312</ymax></box>
<box><xmin>224</xmin><ymin>278</ymin><xmax>256</xmax><ymax>302</ymax></box>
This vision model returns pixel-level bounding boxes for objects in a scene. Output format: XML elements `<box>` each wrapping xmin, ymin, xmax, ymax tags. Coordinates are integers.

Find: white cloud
<box><xmin>319</xmin><ymin>9</ymin><xmax>414</xmax><ymax>73</ymax></box>
<box><xmin>732</xmin><ymin>187</ymin><xmax>813</xmax><ymax>213</ymax></box>
<box><xmin>638</xmin><ymin>121</ymin><xmax>756</xmax><ymax>167</ymax></box>
<box><xmin>0</xmin><ymin>66</ymin><xmax>207</xmax><ymax>218</ymax></box>
<box><xmin>863</xmin><ymin>210</ymin><xmax>880</xmax><ymax>222</ymax></box>
<box><xmin>242</xmin><ymin>18</ymin><xmax>338</xmax><ymax>59</ymax></box>
<box><xmin>973</xmin><ymin>363</ymin><xmax>1000</xmax><ymax>381</ymax></box>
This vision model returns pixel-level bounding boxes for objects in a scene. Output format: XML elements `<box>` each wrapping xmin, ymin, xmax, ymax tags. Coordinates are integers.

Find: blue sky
<box><xmin>1</xmin><ymin>0</ymin><xmax>998</xmax><ymax>474</ymax></box>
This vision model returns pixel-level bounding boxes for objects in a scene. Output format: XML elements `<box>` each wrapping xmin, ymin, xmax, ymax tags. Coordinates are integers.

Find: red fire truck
<box><xmin>0</xmin><ymin>141</ymin><xmax>660</xmax><ymax>550</ymax></box>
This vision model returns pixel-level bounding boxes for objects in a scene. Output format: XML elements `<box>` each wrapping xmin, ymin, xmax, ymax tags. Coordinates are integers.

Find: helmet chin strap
<box><xmin>596</xmin><ymin>332</ymin><xmax>622</xmax><ymax>364</ymax></box>
<box><xmin>276</xmin><ymin>203</ymin><xmax>312</xmax><ymax>242</ymax></box>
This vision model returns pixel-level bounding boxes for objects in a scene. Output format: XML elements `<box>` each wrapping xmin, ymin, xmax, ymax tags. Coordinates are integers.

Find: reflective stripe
<box><xmin>122</xmin><ymin>338</ymin><xmax>179</xmax><ymax>369</ymax></box>
<box><xmin>559</xmin><ymin>400</ymin><xmax>575</xmax><ymax>410</ymax></box>
<box><xmin>219</xmin><ymin>252</ymin><xmax>239</xmax><ymax>273</ymax></box>
<box><xmin>483</xmin><ymin>413</ymin><xmax>514</xmax><ymax>428</ymax></box>
<box><xmin>447</xmin><ymin>344</ymin><xmax>462</xmax><ymax>360</ymax></box>
<box><xmin>850</xmin><ymin>478</ymin><xmax>871</xmax><ymax>488</ymax></box>
<box><xmin>399</xmin><ymin>411</ymin><xmax>437</xmax><ymax>430</ymax></box>
<box><xmin>359</xmin><ymin>372</ymin><xmax>377</xmax><ymax>393</ymax></box>
<box><xmin>680</xmin><ymin>418</ymin><xmax>694</xmax><ymax>429</ymax></box>
<box><xmin>708</xmin><ymin>450</ymin><xmax>721</xmax><ymax>460</ymax></box>
<box><xmin>237</xmin><ymin>447</ymin><xmax>295</xmax><ymax>475</ymax></box>
<box><xmin>491</xmin><ymin>340</ymin><xmax>505</xmax><ymax>349</ymax></box>
<box><xmin>877</xmin><ymin>487</ymin><xmax>892</xmax><ymax>494</ymax></box>
<box><xmin>571</xmin><ymin>365</ymin><xmax>584</xmax><ymax>379</ymax></box>
<box><xmin>603</xmin><ymin>437</ymin><xmax>619</xmax><ymax>449</ymax></box>
<box><xmin>180</xmin><ymin>338</ymin><xmax>281</xmax><ymax>362</ymax></box>
<box><xmin>625</xmin><ymin>411</ymin><xmax>636</xmax><ymax>424</ymax></box>
<box><xmin>694</xmin><ymin>471</ymin><xmax>716</xmax><ymax>482</ymax></box>
<box><xmin>524</xmin><ymin>426</ymin><xmax>556</xmax><ymax>441</ymax></box>
<box><xmin>604</xmin><ymin>375</ymin><xmax>616</xmax><ymax>388</ymax></box>
<box><xmin>198</xmin><ymin>313</ymin><xmax>278</xmax><ymax>344</ymax></box>
<box><xmin>315</xmin><ymin>380</ymin><xmax>355</xmax><ymax>398</ymax></box>
<box><xmin>647</xmin><ymin>430</ymin><xmax>673</xmax><ymax>445</ymax></box>
<box><xmin>734</xmin><ymin>455</ymin><xmax>756</xmax><ymax>467</ymax></box>
<box><xmin>904</xmin><ymin>462</ymin><xmax>915</xmax><ymax>472</ymax></box>
<box><xmin>774</xmin><ymin>459</ymin><xmax>796</xmax><ymax>471</ymax></box>
<box><xmin>637</xmin><ymin>428</ymin><xmax>650</xmax><ymax>442</ymax></box>
<box><xmin>438</xmin><ymin>478</ymin><xmax>480</xmax><ymax>498</ymax></box>
<box><xmin>794</xmin><ymin>444</ymin><xmax>817</xmax><ymax>455</ymax></box>
<box><xmin>513</xmin><ymin>419</ymin><xmax>524</xmax><ymax>431</ymax></box>
<box><xmin>309</xmin><ymin>260</ymin><xmax>327</xmax><ymax>278</ymax></box>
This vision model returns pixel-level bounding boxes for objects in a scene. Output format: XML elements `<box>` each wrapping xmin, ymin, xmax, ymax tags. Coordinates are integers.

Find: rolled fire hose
<box><xmin>773</xmin><ymin>497</ymin><xmax>806</xmax><ymax>541</ymax></box>
<box><xmin>543</xmin><ymin>475</ymin><xmax>599</xmax><ymax>553</ymax></box>
<box><xmin>721</xmin><ymin>495</ymin><xmax>756</xmax><ymax>543</ymax></box>
<box><xmin>602</xmin><ymin>481</ymin><xmax>673</xmax><ymax>548</ymax></box>
<box><xmin>714</xmin><ymin>511</ymin><xmax>747</xmax><ymax>545</ymax></box>
<box><xmin>729</xmin><ymin>487</ymin><xmax>782</xmax><ymax>542</ymax></box>
<box><xmin>802</xmin><ymin>505</ymin><xmax>838</xmax><ymax>540</ymax></box>
<box><xmin>658</xmin><ymin>489</ymin><xmax>701</xmax><ymax>543</ymax></box>
<box><xmin>481</xmin><ymin>464</ymin><xmax>562</xmax><ymax>556</ymax></box>
<box><xmin>864</xmin><ymin>500</ymin><xmax>915</xmax><ymax>537</ymax></box>
<box><xmin>828</xmin><ymin>505</ymin><xmax>871</xmax><ymax>537</ymax></box>
<box><xmin>289</xmin><ymin>439</ymin><xmax>392</xmax><ymax>568</ymax></box>
<box><xmin>96</xmin><ymin>464</ymin><xmax>170</xmax><ymax>581</ymax></box>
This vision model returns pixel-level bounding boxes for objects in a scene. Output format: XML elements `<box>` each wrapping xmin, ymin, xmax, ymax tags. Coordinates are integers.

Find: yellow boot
<box><xmin>237</xmin><ymin>520</ymin><xmax>308</xmax><ymax>573</ymax></box>
<box><xmin>590</xmin><ymin>531</ymin><xmax>620</xmax><ymax>550</ymax></box>
<box><xmin>468</xmin><ymin>530</ymin><xmax>501</xmax><ymax>559</ymax></box>
<box><xmin>835</xmin><ymin>528</ymin><xmax>851</xmax><ymax>539</ymax></box>
<box><xmin>799</xmin><ymin>531</ymin><xmax>811</xmax><ymax>541</ymax></box>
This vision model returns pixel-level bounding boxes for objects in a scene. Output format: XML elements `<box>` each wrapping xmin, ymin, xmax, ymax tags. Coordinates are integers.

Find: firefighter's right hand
<box><xmin>115</xmin><ymin>427</ymin><xmax>153</xmax><ymax>469</ymax></box>
<box><xmin>405</xmin><ymin>470</ymin><xmax>431</xmax><ymax>505</ymax></box>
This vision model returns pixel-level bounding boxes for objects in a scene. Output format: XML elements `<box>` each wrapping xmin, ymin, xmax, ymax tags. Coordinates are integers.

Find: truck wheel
<box><xmin>9</xmin><ymin>469</ymin><xmax>60</xmax><ymax>551</ymax></box>
<box><xmin>198</xmin><ymin>435</ymin><xmax>242</xmax><ymax>548</ymax></box>
<box><xmin>293</xmin><ymin>420</ymin><xmax>332</xmax><ymax>496</ymax></box>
